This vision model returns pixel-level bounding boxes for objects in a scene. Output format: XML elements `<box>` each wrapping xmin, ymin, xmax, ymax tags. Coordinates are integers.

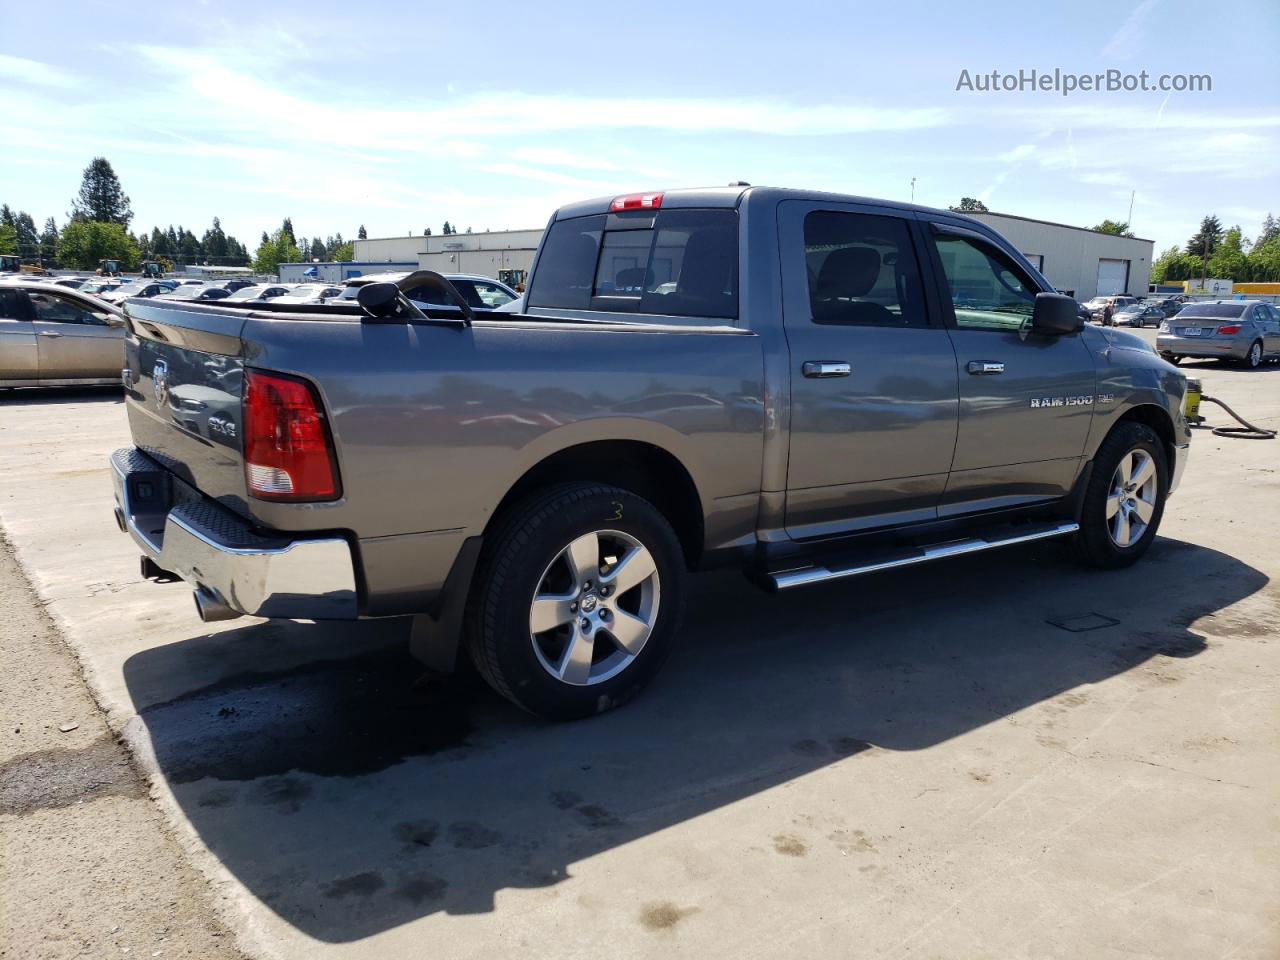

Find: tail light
<box><xmin>242</xmin><ymin>369</ymin><xmax>340</xmax><ymax>501</ymax></box>
<box><xmin>1158</xmin><ymin>321</ymin><xmax>1169</xmax><ymax>332</ymax></box>
<box><xmin>1216</xmin><ymin>324</ymin><xmax>1241</xmax><ymax>335</ymax></box>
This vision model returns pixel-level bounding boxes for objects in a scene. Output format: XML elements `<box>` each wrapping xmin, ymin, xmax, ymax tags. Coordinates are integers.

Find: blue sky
<box><xmin>1</xmin><ymin>0</ymin><xmax>1276</xmax><ymax>253</ymax></box>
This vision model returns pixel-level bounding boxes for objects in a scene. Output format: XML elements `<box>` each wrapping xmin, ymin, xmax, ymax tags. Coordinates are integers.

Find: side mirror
<box><xmin>1031</xmin><ymin>292</ymin><xmax>1083</xmax><ymax>335</ymax></box>
<box><xmin>356</xmin><ymin>282</ymin><xmax>404</xmax><ymax>319</ymax></box>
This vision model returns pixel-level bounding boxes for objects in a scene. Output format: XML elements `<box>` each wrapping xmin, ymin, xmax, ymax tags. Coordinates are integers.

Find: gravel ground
<box><xmin>0</xmin><ymin>530</ymin><xmax>247</xmax><ymax>960</ymax></box>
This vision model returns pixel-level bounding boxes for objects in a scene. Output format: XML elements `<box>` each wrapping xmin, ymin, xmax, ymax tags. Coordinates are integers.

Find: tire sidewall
<box><xmin>476</xmin><ymin>486</ymin><xmax>686</xmax><ymax>720</ymax></box>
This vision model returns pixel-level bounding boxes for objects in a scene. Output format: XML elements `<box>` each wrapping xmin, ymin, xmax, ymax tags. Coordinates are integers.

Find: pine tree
<box><xmin>39</xmin><ymin>217</ymin><xmax>59</xmax><ymax>264</ymax></box>
<box><xmin>1185</xmin><ymin>215</ymin><xmax>1224</xmax><ymax>259</ymax></box>
<box><xmin>14</xmin><ymin>212</ymin><xmax>39</xmax><ymax>255</ymax></box>
<box><xmin>280</xmin><ymin>217</ymin><xmax>295</xmax><ymax>246</ymax></box>
<box><xmin>1258</xmin><ymin>213</ymin><xmax>1279</xmax><ymax>248</ymax></box>
<box><xmin>70</xmin><ymin>157</ymin><xmax>133</xmax><ymax>227</ymax></box>
<box><xmin>357</xmin><ymin>225</ymin><xmax>367</xmax><ymax>240</ymax></box>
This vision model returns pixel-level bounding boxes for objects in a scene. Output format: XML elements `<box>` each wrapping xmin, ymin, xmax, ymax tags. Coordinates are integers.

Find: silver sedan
<box><xmin>1157</xmin><ymin>301</ymin><xmax>1280</xmax><ymax>369</ymax></box>
<box><xmin>0</xmin><ymin>282</ymin><xmax>126</xmax><ymax>387</ymax></box>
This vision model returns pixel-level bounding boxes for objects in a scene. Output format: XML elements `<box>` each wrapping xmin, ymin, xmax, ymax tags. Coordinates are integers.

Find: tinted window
<box><xmin>29</xmin><ymin>292</ymin><xmax>109</xmax><ymax>325</ymax></box>
<box><xmin>803</xmin><ymin>212</ymin><xmax>926</xmax><ymax>327</ymax></box>
<box><xmin>0</xmin><ymin>288</ymin><xmax>33</xmax><ymax>321</ymax></box>
<box><xmin>1178</xmin><ymin>303</ymin><xmax>1245</xmax><ymax>319</ymax></box>
<box><xmin>529</xmin><ymin>210</ymin><xmax>738</xmax><ymax>319</ymax></box>
<box><xmin>932</xmin><ymin>235</ymin><xmax>1038</xmax><ymax>331</ymax></box>
<box><xmin>527</xmin><ymin>215</ymin><xmax>604</xmax><ymax>310</ymax></box>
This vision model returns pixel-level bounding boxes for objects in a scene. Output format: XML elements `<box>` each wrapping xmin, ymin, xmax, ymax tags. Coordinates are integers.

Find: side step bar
<box><xmin>766</xmin><ymin>521</ymin><xmax>1080</xmax><ymax>591</ymax></box>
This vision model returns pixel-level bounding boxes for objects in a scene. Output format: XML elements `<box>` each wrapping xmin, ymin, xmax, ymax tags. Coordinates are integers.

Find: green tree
<box><xmin>280</xmin><ymin>217</ymin><xmax>296</xmax><ymax>247</ymax></box>
<box><xmin>1245</xmin><ymin>237</ymin><xmax>1280</xmax><ymax>282</ymax></box>
<box><xmin>357</xmin><ymin>224</ymin><xmax>367</xmax><ymax>240</ymax></box>
<box><xmin>12</xmin><ymin>211</ymin><xmax>39</xmax><ymax>256</ymax></box>
<box><xmin>442</xmin><ymin>221</ymin><xmax>453</xmax><ymax>235</ymax></box>
<box><xmin>1256</xmin><ymin>213</ymin><xmax>1279</xmax><ymax>249</ymax></box>
<box><xmin>1090</xmin><ymin>219</ymin><xmax>1134</xmax><ymax>237</ymax></box>
<box><xmin>948</xmin><ymin>197</ymin><xmax>988</xmax><ymax>213</ymax></box>
<box><xmin>0</xmin><ymin>222</ymin><xmax>15</xmax><ymax>255</ymax></box>
<box><xmin>1207</xmin><ymin>226</ymin><xmax>1248</xmax><ymax>280</ymax></box>
<box><xmin>202</xmin><ymin>217</ymin><xmax>228</xmax><ymax>262</ymax></box>
<box><xmin>39</xmin><ymin>217</ymin><xmax>59</xmax><ymax>265</ymax></box>
<box><xmin>57</xmin><ymin>219</ymin><xmax>140</xmax><ymax>270</ymax></box>
<box><xmin>70</xmin><ymin>157</ymin><xmax>132</xmax><ymax>228</ymax></box>
<box><xmin>253</xmin><ymin>228</ymin><xmax>303</xmax><ymax>275</ymax></box>
<box><xmin>424</xmin><ymin>227</ymin><xmax>432</xmax><ymax>236</ymax></box>
<box><xmin>331</xmin><ymin>240</ymin><xmax>355</xmax><ymax>261</ymax></box>
<box><xmin>1185</xmin><ymin>215</ymin><xmax>1223</xmax><ymax>259</ymax></box>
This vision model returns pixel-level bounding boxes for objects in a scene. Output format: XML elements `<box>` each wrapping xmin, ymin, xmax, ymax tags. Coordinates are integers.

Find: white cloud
<box><xmin>0</xmin><ymin>54</ymin><xmax>79</xmax><ymax>89</ymax></box>
<box><xmin>1102</xmin><ymin>0</ymin><xmax>1161</xmax><ymax>60</ymax></box>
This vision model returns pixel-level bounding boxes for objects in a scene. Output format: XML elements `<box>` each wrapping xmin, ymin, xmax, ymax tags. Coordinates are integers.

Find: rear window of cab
<box><xmin>527</xmin><ymin>209</ymin><xmax>738</xmax><ymax>319</ymax></box>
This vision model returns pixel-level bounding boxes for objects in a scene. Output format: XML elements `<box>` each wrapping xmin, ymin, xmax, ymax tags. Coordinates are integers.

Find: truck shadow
<box><xmin>0</xmin><ymin>386</ymin><xmax>123</xmax><ymax>405</ymax></box>
<box><xmin>122</xmin><ymin>536</ymin><xmax>1266</xmax><ymax>942</ymax></box>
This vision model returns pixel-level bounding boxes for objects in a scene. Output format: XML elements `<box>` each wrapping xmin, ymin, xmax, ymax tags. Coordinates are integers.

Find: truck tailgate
<box><xmin>123</xmin><ymin>300</ymin><xmax>250</xmax><ymax>516</ymax></box>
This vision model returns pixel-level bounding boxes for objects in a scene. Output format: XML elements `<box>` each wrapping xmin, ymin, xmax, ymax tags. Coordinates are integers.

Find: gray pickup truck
<box><xmin>112</xmin><ymin>185</ymin><xmax>1190</xmax><ymax>719</ymax></box>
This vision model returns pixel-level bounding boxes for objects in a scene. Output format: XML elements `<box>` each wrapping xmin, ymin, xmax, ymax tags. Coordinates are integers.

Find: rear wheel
<box><xmin>1242</xmin><ymin>340</ymin><xmax>1264</xmax><ymax>369</ymax></box>
<box><xmin>465</xmin><ymin>482</ymin><xmax>687</xmax><ymax>720</ymax></box>
<box><xmin>1074</xmin><ymin>422</ymin><xmax>1168</xmax><ymax>569</ymax></box>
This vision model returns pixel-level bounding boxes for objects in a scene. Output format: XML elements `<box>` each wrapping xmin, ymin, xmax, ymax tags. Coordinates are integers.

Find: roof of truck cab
<box><xmin>552</xmin><ymin>185</ymin><xmax>980</xmax><ymax>227</ymax></box>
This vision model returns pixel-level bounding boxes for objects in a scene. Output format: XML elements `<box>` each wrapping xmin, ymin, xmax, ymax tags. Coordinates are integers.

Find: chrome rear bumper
<box><xmin>111</xmin><ymin>447</ymin><xmax>357</xmax><ymax>620</ymax></box>
<box><xmin>1169</xmin><ymin>441</ymin><xmax>1190</xmax><ymax>496</ymax></box>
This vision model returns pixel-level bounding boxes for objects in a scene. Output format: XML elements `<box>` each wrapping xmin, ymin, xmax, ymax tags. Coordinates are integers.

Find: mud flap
<box><xmin>408</xmin><ymin>535</ymin><xmax>483</xmax><ymax>674</ymax></box>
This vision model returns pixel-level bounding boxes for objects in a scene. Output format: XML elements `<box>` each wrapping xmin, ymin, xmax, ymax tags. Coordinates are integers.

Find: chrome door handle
<box><xmin>966</xmin><ymin>361</ymin><xmax>1004</xmax><ymax>375</ymax></box>
<box><xmin>37</xmin><ymin>331</ymin><xmax>63</xmax><ymax>338</ymax></box>
<box><xmin>802</xmin><ymin>361</ymin><xmax>851</xmax><ymax>379</ymax></box>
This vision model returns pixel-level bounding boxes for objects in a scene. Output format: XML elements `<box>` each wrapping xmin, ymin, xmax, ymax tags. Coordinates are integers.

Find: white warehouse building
<box><xmin>349</xmin><ymin>210</ymin><xmax>1153</xmax><ymax>302</ymax></box>
<box><xmin>970</xmin><ymin>212</ymin><xmax>1154</xmax><ymax>300</ymax></box>
<box><xmin>355</xmin><ymin>229</ymin><xmax>542</xmax><ymax>289</ymax></box>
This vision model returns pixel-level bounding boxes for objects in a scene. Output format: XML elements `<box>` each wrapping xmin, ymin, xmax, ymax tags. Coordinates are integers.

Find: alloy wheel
<box><xmin>528</xmin><ymin>529</ymin><xmax>660</xmax><ymax>686</ymax></box>
<box><xmin>1106</xmin><ymin>449</ymin><xmax>1158</xmax><ymax>548</ymax></box>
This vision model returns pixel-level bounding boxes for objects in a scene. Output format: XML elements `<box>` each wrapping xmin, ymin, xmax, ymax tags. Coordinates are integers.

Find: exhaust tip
<box><xmin>113</xmin><ymin>508</ymin><xmax>127</xmax><ymax>533</ymax></box>
<box><xmin>193</xmin><ymin>587</ymin><xmax>243</xmax><ymax>623</ymax></box>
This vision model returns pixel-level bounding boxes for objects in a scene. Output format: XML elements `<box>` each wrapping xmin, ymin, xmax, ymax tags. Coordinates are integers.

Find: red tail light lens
<box><xmin>610</xmin><ymin>192</ymin><xmax>663</xmax><ymax>212</ymax></box>
<box><xmin>1216</xmin><ymin>324</ymin><xmax>1241</xmax><ymax>335</ymax></box>
<box><xmin>243</xmin><ymin>369</ymin><xmax>340</xmax><ymax>501</ymax></box>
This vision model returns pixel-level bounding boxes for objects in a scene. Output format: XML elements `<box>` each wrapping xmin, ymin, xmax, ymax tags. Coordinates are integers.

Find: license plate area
<box><xmin>1181</xmin><ymin>327</ymin><xmax>1202</xmax><ymax>336</ymax></box>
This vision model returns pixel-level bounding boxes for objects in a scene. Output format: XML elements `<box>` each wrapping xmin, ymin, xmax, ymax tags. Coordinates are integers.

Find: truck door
<box><xmin>0</xmin><ymin>288</ymin><xmax>39</xmax><ymax>383</ymax></box>
<box><xmin>923</xmin><ymin>223</ymin><xmax>1096</xmax><ymax>515</ymax></box>
<box><xmin>780</xmin><ymin>202</ymin><xmax>960</xmax><ymax>538</ymax></box>
<box><xmin>29</xmin><ymin>290</ymin><xmax>123</xmax><ymax>382</ymax></box>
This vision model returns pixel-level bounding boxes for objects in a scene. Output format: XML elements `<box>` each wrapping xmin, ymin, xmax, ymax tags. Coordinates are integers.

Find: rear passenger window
<box><xmin>528</xmin><ymin>209</ymin><xmax>738</xmax><ymax>319</ymax></box>
<box><xmin>803</xmin><ymin>212</ymin><xmax>926</xmax><ymax>327</ymax></box>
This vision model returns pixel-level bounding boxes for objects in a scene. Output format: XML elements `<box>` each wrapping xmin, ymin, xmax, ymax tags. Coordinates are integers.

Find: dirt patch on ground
<box><xmin>0</xmin><ymin>531</ymin><xmax>247</xmax><ymax>960</ymax></box>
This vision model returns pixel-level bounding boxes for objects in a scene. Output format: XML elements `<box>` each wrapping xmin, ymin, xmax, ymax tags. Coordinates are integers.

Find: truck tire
<box><xmin>465</xmin><ymin>482</ymin><xmax>687</xmax><ymax>720</ymax></box>
<box><xmin>1073</xmin><ymin>422</ymin><xmax>1168</xmax><ymax>569</ymax></box>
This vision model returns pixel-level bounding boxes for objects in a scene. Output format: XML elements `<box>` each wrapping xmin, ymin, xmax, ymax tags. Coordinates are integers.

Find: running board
<box><xmin>766</xmin><ymin>521</ymin><xmax>1080</xmax><ymax>591</ymax></box>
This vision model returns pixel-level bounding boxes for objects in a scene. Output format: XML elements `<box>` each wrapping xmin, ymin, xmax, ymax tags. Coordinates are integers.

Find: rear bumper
<box><xmin>111</xmin><ymin>447</ymin><xmax>358</xmax><ymax>619</ymax></box>
<box><xmin>1156</xmin><ymin>335</ymin><xmax>1248</xmax><ymax>360</ymax></box>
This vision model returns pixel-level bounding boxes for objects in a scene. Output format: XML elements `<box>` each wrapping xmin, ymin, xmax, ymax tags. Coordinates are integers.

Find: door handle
<box><xmin>966</xmin><ymin>361</ymin><xmax>1004</xmax><ymax>375</ymax></box>
<box><xmin>802</xmin><ymin>361</ymin><xmax>851</xmax><ymax>379</ymax></box>
<box><xmin>37</xmin><ymin>331</ymin><xmax>63</xmax><ymax>338</ymax></box>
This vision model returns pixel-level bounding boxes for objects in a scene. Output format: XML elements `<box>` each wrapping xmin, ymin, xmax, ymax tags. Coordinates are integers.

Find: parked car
<box><xmin>337</xmin><ymin>272</ymin><xmax>519</xmax><ymax>313</ymax></box>
<box><xmin>0</xmin><ymin>282</ymin><xmax>125</xmax><ymax>386</ymax></box>
<box><xmin>99</xmin><ymin>281</ymin><xmax>170</xmax><ymax>304</ymax></box>
<box><xmin>271</xmin><ymin>284</ymin><xmax>345</xmax><ymax>304</ymax></box>
<box><xmin>112</xmin><ymin>185</ymin><xmax>1190</xmax><ymax>720</ymax></box>
<box><xmin>1157</xmin><ymin>301</ymin><xmax>1280</xmax><ymax>368</ymax></box>
<box><xmin>222</xmin><ymin>278</ymin><xmax>258</xmax><ymax>292</ymax></box>
<box><xmin>1112</xmin><ymin>303</ymin><xmax>1165</xmax><ymax>328</ymax></box>
<box><xmin>1083</xmin><ymin>295</ymin><xmax>1138</xmax><ymax>324</ymax></box>
<box><xmin>52</xmin><ymin>277</ymin><xmax>91</xmax><ymax>289</ymax></box>
<box><xmin>1148</xmin><ymin>297</ymin><xmax>1188</xmax><ymax>319</ymax></box>
<box><xmin>222</xmin><ymin>284</ymin><xmax>291</xmax><ymax>301</ymax></box>
<box><xmin>153</xmin><ymin>283</ymin><xmax>231</xmax><ymax>302</ymax></box>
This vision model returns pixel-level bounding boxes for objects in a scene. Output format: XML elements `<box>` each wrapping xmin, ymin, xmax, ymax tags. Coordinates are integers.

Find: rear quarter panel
<box><xmin>243</xmin><ymin>315</ymin><xmax>767</xmax><ymax>547</ymax></box>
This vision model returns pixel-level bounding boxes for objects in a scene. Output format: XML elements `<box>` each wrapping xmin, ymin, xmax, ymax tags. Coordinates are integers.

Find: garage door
<box><xmin>1096</xmin><ymin>259</ymin><xmax>1129</xmax><ymax>296</ymax></box>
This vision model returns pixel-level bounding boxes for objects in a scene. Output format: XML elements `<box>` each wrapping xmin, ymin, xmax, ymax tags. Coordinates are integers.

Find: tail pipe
<box><xmin>193</xmin><ymin>587</ymin><xmax>243</xmax><ymax>623</ymax></box>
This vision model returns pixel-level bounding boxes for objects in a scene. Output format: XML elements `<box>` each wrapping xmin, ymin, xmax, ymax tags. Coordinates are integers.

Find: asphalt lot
<box><xmin>1</xmin><ymin>333</ymin><xmax>1278</xmax><ymax>959</ymax></box>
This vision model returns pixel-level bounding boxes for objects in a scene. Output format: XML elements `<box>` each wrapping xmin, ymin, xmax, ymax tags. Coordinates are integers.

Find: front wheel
<box><xmin>465</xmin><ymin>482</ymin><xmax>687</xmax><ymax>720</ymax></box>
<box><xmin>1074</xmin><ymin>422</ymin><xmax>1168</xmax><ymax>569</ymax></box>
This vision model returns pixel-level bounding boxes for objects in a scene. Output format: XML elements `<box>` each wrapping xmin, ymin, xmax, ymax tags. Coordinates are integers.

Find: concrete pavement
<box><xmin>1</xmin><ymin>345</ymin><xmax>1277</xmax><ymax>959</ymax></box>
